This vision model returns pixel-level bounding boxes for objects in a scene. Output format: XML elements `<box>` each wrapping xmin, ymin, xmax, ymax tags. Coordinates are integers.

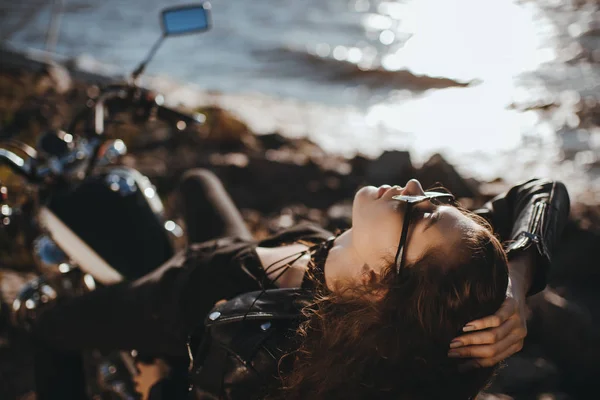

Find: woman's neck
<box><xmin>324</xmin><ymin>228</ymin><xmax>366</xmax><ymax>291</ymax></box>
<box><xmin>255</xmin><ymin>228</ymin><xmax>365</xmax><ymax>291</ymax></box>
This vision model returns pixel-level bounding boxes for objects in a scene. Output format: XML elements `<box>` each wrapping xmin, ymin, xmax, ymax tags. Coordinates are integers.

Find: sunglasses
<box><xmin>392</xmin><ymin>191</ymin><xmax>456</xmax><ymax>279</ymax></box>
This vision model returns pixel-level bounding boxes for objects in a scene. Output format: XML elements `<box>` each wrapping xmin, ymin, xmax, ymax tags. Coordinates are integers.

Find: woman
<box><xmin>32</xmin><ymin>170</ymin><xmax>570</xmax><ymax>399</ymax></box>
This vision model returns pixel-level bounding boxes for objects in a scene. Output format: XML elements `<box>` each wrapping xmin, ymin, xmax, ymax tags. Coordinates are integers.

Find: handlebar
<box><xmin>66</xmin><ymin>83</ymin><xmax>204</xmax><ymax>152</ymax></box>
<box><xmin>131</xmin><ymin>86</ymin><xmax>206</xmax><ymax>130</ymax></box>
<box><xmin>89</xmin><ymin>84</ymin><xmax>204</xmax><ymax>136</ymax></box>
<box><xmin>93</xmin><ymin>86</ymin><xmax>129</xmax><ymax>136</ymax></box>
<box><xmin>1</xmin><ymin>84</ymin><xmax>204</xmax><ymax>184</ymax></box>
<box><xmin>0</xmin><ymin>139</ymin><xmax>38</xmax><ymax>160</ymax></box>
<box><xmin>155</xmin><ymin>101</ymin><xmax>206</xmax><ymax>128</ymax></box>
<box><xmin>36</xmin><ymin>138</ymin><xmax>96</xmax><ymax>181</ymax></box>
<box><xmin>0</xmin><ymin>137</ymin><xmax>95</xmax><ymax>183</ymax></box>
<box><xmin>0</xmin><ymin>148</ymin><xmax>34</xmax><ymax>180</ymax></box>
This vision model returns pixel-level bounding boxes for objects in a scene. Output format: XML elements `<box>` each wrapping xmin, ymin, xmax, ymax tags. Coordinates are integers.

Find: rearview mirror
<box><xmin>161</xmin><ymin>3</ymin><xmax>211</xmax><ymax>36</ymax></box>
<box><xmin>131</xmin><ymin>2</ymin><xmax>212</xmax><ymax>81</ymax></box>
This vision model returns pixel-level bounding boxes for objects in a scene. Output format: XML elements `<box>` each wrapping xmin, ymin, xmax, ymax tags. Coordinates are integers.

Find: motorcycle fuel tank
<box><xmin>44</xmin><ymin>167</ymin><xmax>174</xmax><ymax>282</ymax></box>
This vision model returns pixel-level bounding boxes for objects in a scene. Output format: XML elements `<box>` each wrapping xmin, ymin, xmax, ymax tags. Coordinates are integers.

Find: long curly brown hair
<box><xmin>277</xmin><ymin>210</ymin><xmax>509</xmax><ymax>400</ymax></box>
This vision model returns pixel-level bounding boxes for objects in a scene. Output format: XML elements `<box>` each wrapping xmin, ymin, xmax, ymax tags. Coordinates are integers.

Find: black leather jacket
<box><xmin>188</xmin><ymin>178</ymin><xmax>571</xmax><ymax>399</ymax></box>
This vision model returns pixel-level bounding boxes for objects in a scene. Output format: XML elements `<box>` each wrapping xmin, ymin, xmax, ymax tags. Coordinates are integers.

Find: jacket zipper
<box><xmin>528</xmin><ymin>201</ymin><xmax>547</xmax><ymax>241</ymax></box>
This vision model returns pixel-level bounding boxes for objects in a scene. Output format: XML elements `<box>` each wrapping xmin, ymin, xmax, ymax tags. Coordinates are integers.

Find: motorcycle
<box><xmin>4</xmin><ymin>3</ymin><xmax>213</xmax><ymax>398</ymax></box>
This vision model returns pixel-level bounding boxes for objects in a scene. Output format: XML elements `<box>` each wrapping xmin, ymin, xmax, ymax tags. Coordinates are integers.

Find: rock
<box><xmin>196</xmin><ymin>106</ymin><xmax>259</xmax><ymax>151</ymax></box>
<box><xmin>211</xmin><ymin>156</ymin><xmax>354</xmax><ymax>213</ymax></box>
<box><xmin>208</xmin><ymin>152</ymin><xmax>249</xmax><ymax>168</ymax></box>
<box><xmin>291</xmin><ymin>138</ymin><xmax>328</xmax><ymax>161</ymax></box>
<box><xmin>569</xmin><ymin>202</ymin><xmax>600</xmax><ymax>234</ymax></box>
<box><xmin>349</xmin><ymin>154</ymin><xmax>370</xmax><ymax>177</ymax></box>
<box><xmin>548</xmin><ymin>217</ymin><xmax>600</xmax><ymax>283</ymax></box>
<box><xmin>364</xmin><ymin>150</ymin><xmax>416</xmax><ymax>187</ymax></box>
<box><xmin>327</xmin><ymin>201</ymin><xmax>352</xmax><ymax>231</ymax></box>
<box><xmin>526</xmin><ymin>286</ymin><xmax>600</xmax><ymax>398</ymax></box>
<box><xmin>256</xmin><ymin>132</ymin><xmax>288</xmax><ymax>150</ymax></box>
<box><xmin>478</xmin><ymin>179</ymin><xmax>510</xmax><ymax>198</ymax></box>
<box><xmin>265</xmin><ymin>148</ymin><xmax>309</xmax><ymax>165</ymax></box>
<box><xmin>416</xmin><ymin>153</ymin><xmax>479</xmax><ymax>198</ymax></box>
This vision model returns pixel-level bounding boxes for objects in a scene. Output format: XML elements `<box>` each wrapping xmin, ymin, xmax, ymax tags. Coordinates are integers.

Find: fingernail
<box><xmin>462</xmin><ymin>325</ymin><xmax>476</xmax><ymax>332</ymax></box>
<box><xmin>447</xmin><ymin>350</ymin><xmax>460</xmax><ymax>357</ymax></box>
<box><xmin>449</xmin><ymin>340</ymin><xmax>463</xmax><ymax>349</ymax></box>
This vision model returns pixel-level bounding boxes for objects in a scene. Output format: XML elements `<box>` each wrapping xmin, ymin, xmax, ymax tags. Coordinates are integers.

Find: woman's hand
<box><xmin>447</xmin><ymin>295</ymin><xmax>528</xmax><ymax>368</ymax></box>
<box><xmin>447</xmin><ymin>250</ymin><xmax>535</xmax><ymax>368</ymax></box>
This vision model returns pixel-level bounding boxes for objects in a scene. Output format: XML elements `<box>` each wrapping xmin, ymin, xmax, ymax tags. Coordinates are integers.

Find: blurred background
<box><xmin>1</xmin><ymin>1</ymin><xmax>600</xmax><ymax>399</ymax></box>
<box><xmin>2</xmin><ymin>0</ymin><xmax>599</xmax><ymax>200</ymax></box>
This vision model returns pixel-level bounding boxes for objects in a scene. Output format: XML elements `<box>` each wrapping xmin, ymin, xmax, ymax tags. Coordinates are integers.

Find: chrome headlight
<box><xmin>33</xmin><ymin>235</ymin><xmax>70</xmax><ymax>274</ymax></box>
<box><xmin>11</xmin><ymin>269</ymin><xmax>96</xmax><ymax>331</ymax></box>
<box><xmin>12</xmin><ymin>276</ymin><xmax>58</xmax><ymax>331</ymax></box>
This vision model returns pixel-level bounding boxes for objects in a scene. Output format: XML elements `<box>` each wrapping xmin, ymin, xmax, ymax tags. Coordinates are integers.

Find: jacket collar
<box><xmin>204</xmin><ymin>288</ymin><xmax>314</xmax><ymax>326</ymax></box>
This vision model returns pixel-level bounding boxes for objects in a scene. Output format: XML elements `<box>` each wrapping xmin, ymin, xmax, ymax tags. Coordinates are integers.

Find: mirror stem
<box><xmin>131</xmin><ymin>34</ymin><xmax>166</xmax><ymax>82</ymax></box>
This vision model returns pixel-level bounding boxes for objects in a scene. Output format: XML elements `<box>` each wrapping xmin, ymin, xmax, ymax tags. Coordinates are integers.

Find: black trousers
<box><xmin>33</xmin><ymin>169</ymin><xmax>252</xmax><ymax>399</ymax></box>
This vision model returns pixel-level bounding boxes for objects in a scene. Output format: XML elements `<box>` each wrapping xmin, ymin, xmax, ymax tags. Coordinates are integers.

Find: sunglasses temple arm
<box><xmin>395</xmin><ymin>204</ymin><xmax>413</xmax><ymax>275</ymax></box>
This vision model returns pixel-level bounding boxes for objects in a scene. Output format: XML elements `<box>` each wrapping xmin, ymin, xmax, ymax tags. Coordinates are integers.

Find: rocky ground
<box><xmin>0</xmin><ymin>50</ymin><xmax>599</xmax><ymax>399</ymax></box>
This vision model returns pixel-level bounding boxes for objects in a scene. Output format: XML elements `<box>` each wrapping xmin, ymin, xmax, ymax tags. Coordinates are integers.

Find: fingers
<box><xmin>448</xmin><ymin>332</ymin><xmax>524</xmax><ymax>362</ymax></box>
<box><xmin>462</xmin><ymin>297</ymin><xmax>517</xmax><ymax>332</ymax></box>
<box><xmin>459</xmin><ymin>341</ymin><xmax>524</xmax><ymax>369</ymax></box>
<box><xmin>482</xmin><ymin>341</ymin><xmax>524</xmax><ymax>367</ymax></box>
<box><xmin>448</xmin><ymin>296</ymin><xmax>529</xmax><ymax>368</ymax></box>
<box><xmin>450</xmin><ymin>317</ymin><xmax>516</xmax><ymax>348</ymax></box>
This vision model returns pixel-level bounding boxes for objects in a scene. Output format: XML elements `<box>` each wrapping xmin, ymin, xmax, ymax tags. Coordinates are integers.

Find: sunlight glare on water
<box><xmin>380</xmin><ymin>0</ymin><xmax>555</xmax><ymax>81</ymax></box>
<box><xmin>363</xmin><ymin>0</ymin><xmax>558</xmax><ymax>160</ymax></box>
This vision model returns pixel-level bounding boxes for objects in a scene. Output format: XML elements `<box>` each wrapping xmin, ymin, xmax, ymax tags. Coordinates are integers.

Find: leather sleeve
<box><xmin>474</xmin><ymin>178</ymin><xmax>571</xmax><ymax>296</ymax></box>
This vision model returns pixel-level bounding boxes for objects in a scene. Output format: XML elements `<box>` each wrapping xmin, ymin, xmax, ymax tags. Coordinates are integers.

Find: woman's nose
<box><xmin>403</xmin><ymin>179</ymin><xmax>425</xmax><ymax>196</ymax></box>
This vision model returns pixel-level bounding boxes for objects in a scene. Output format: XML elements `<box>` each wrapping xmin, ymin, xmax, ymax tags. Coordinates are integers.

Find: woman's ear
<box><xmin>361</xmin><ymin>266</ymin><xmax>387</xmax><ymax>301</ymax></box>
<box><xmin>360</xmin><ymin>264</ymin><xmax>372</xmax><ymax>285</ymax></box>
